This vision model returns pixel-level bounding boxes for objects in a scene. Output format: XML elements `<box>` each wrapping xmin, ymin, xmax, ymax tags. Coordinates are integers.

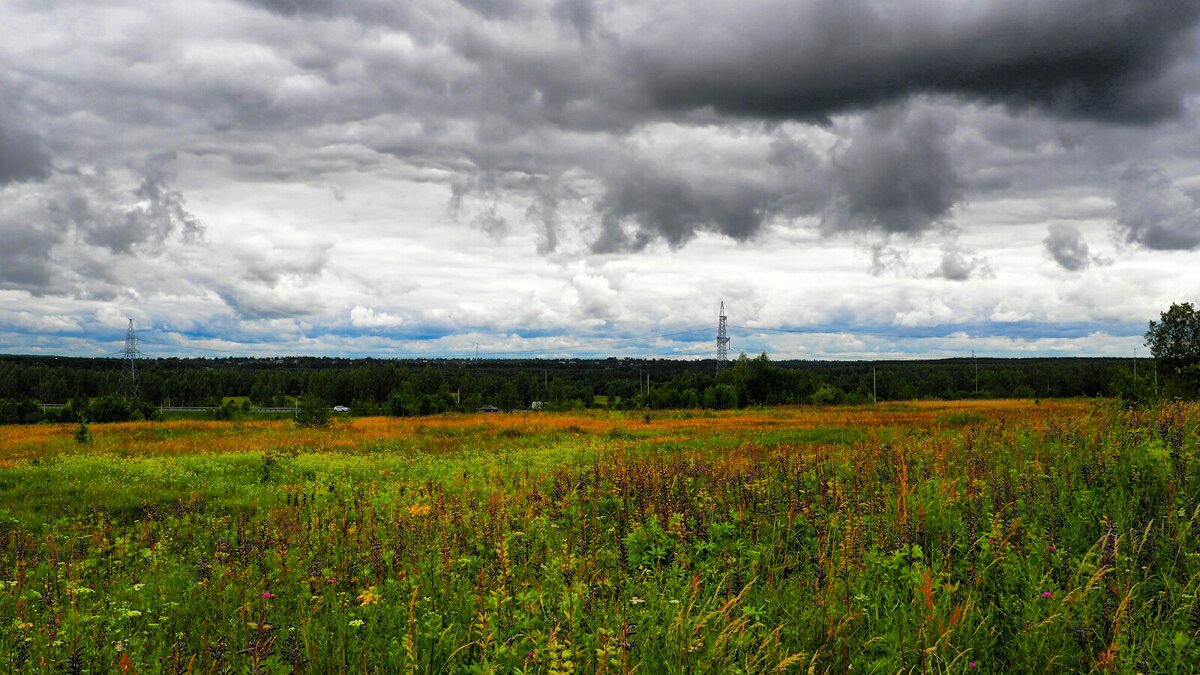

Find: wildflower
<box><xmin>408</xmin><ymin>503</ymin><xmax>432</xmax><ymax>517</ymax></box>
<box><xmin>348</xmin><ymin>619</ymin><xmax>365</xmax><ymax>628</ymax></box>
<box><xmin>262</xmin><ymin>591</ymin><xmax>275</xmax><ymax>599</ymax></box>
<box><xmin>125</xmin><ymin>610</ymin><xmax>142</xmax><ymax>618</ymax></box>
<box><xmin>1041</xmin><ymin>591</ymin><xmax>1053</xmax><ymax>598</ymax></box>
<box><xmin>969</xmin><ymin>661</ymin><xmax>977</xmax><ymax>668</ymax></box>
<box><xmin>1047</xmin><ymin>545</ymin><xmax>1057</xmax><ymax>553</ymax></box>
<box><xmin>15</xmin><ymin>621</ymin><xmax>32</xmax><ymax>630</ymax></box>
<box><xmin>631</xmin><ymin>596</ymin><xmax>645</xmax><ymax>605</ymax></box>
<box><xmin>325</xmin><ymin>578</ymin><xmax>337</xmax><ymax>585</ymax></box>
<box><xmin>357</xmin><ymin>586</ymin><xmax>380</xmax><ymax>606</ymax></box>
<box><xmin>132</xmin><ymin>583</ymin><xmax>145</xmax><ymax>591</ymax></box>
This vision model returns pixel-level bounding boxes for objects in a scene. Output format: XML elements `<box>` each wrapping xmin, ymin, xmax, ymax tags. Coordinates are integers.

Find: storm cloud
<box><xmin>1</xmin><ymin>0</ymin><xmax>1199</xmax><ymax>357</ymax></box>
<box><xmin>630</xmin><ymin>0</ymin><xmax>1200</xmax><ymax>124</ymax></box>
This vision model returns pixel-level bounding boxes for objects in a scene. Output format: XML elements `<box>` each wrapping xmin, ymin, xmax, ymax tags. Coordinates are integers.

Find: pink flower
<box><xmin>262</xmin><ymin>591</ymin><xmax>274</xmax><ymax>599</ymax></box>
<box><xmin>969</xmin><ymin>662</ymin><xmax>977</xmax><ymax>669</ymax></box>
<box><xmin>325</xmin><ymin>579</ymin><xmax>336</xmax><ymax>584</ymax></box>
<box><xmin>1047</xmin><ymin>545</ymin><xmax>1057</xmax><ymax>552</ymax></box>
<box><xmin>1041</xmin><ymin>591</ymin><xmax>1052</xmax><ymax>598</ymax></box>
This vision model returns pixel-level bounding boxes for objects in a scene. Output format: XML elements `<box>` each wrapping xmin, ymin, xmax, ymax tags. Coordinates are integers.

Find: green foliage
<box><xmin>1146</xmin><ymin>302</ymin><xmax>1200</xmax><ymax>396</ymax></box>
<box><xmin>86</xmin><ymin>394</ymin><xmax>133</xmax><ymax>423</ymax></box>
<box><xmin>808</xmin><ymin>382</ymin><xmax>843</xmax><ymax>405</ymax></box>
<box><xmin>1113</xmin><ymin>371</ymin><xmax>1158</xmax><ymax>409</ymax></box>
<box><xmin>0</xmin><ymin>398</ymin><xmax>43</xmax><ymax>424</ymax></box>
<box><xmin>0</xmin><ymin>353</ymin><xmax>1151</xmax><ymax>426</ymax></box>
<box><xmin>293</xmin><ymin>394</ymin><xmax>330</xmax><ymax>428</ymax></box>
<box><xmin>1146</xmin><ymin>302</ymin><xmax>1200</xmax><ymax>372</ymax></box>
<box><xmin>73</xmin><ymin>420</ymin><xmax>90</xmax><ymax>445</ymax></box>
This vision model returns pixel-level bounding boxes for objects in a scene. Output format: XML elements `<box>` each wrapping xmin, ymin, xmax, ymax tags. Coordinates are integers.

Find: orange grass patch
<box><xmin>0</xmin><ymin>399</ymin><xmax>1096</xmax><ymax>462</ymax></box>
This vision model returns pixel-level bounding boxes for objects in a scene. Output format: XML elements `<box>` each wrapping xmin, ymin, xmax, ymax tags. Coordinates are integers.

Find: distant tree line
<box><xmin>0</xmin><ymin>352</ymin><xmax>1154</xmax><ymax>424</ymax></box>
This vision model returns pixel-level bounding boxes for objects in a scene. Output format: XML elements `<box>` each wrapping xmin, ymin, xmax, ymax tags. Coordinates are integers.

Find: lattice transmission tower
<box><xmin>716</xmin><ymin>301</ymin><xmax>730</xmax><ymax>373</ymax></box>
<box><xmin>116</xmin><ymin>319</ymin><xmax>141</xmax><ymax>399</ymax></box>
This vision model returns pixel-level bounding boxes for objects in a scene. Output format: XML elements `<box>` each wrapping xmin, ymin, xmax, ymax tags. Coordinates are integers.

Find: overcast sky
<box><xmin>3</xmin><ymin>0</ymin><xmax>1200</xmax><ymax>360</ymax></box>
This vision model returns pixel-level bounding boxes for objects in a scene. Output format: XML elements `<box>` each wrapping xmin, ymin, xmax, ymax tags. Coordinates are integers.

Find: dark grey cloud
<box><xmin>1044</xmin><ymin>224</ymin><xmax>1093</xmax><ymax>270</ymax></box>
<box><xmin>238</xmin><ymin>0</ymin><xmax>339</xmax><ymax>18</ymax></box>
<box><xmin>822</xmin><ymin>105</ymin><xmax>962</xmax><ymax>236</ymax></box>
<box><xmin>575</xmin><ymin>103</ymin><xmax>965</xmax><ymax>253</ymax></box>
<box><xmin>631</xmin><ymin>0</ymin><xmax>1200</xmax><ymax>124</ymax></box>
<box><xmin>0</xmin><ymin>222</ymin><xmax>59</xmax><ymax>291</ymax></box>
<box><xmin>552</xmin><ymin>0</ymin><xmax>596</xmax><ymax>38</ymax></box>
<box><xmin>592</xmin><ymin>162</ymin><xmax>776</xmax><ymax>252</ymax></box>
<box><xmin>0</xmin><ymin>162</ymin><xmax>206</xmax><ymax>296</ymax></box>
<box><xmin>0</xmin><ymin>125</ymin><xmax>51</xmax><ymax>185</ymax></box>
<box><xmin>52</xmin><ymin>171</ymin><xmax>205</xmax><ymax>255</ymax></box>
<box><xmin>1116</xmin><ymin>166</ymin><xmax>1200</xmax><ymax>250</ymax></box>
<box><xmin>457</xmin><ymin>0</ymin><xmax>530</xmax><ymax>21</ymax></box>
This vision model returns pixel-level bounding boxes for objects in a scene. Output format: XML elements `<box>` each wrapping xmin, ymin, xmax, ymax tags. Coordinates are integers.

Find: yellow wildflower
<box><xmin>408</xmin><ymin>503</ymin><xmax>432</xmax><ymax>517</ymax></box>
<box><xmin>357</xmin><ymin>586</ymin><xmax>381</xmax><ymax>606</ymax></box>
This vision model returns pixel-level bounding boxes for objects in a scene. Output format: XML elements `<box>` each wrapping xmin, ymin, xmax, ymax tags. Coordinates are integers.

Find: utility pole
<box><xmin>872</xmin><ymin>365</ymin><xmax>877</xmax><ymax>404</ymax></box>
<box><xmin>973</xmin><ymin>349</ymin><xmax>978</xmax><ymax>396</ymax></box>
<box><xmin>1133</xmin><ymin>348</ymin><xmax>1138</xmax><ymax>379</ymax></box>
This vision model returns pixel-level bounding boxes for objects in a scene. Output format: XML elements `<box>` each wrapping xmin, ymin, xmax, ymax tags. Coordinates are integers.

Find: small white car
<box><xmin>333</xmin><ymin>405</ymin><xmax>350</xmax><ymax>413</ymax></box>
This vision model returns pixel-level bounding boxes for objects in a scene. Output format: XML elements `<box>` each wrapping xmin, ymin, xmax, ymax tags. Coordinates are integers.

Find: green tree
<box><xmin>87</xmin><ymin>395</ymin><xmax>133</xmax><ymax>423</ymax></box>
<box><xmin>1145</xmin><ymin>302</ymin><xmax>1200</xmax><ymax>395</ymax></box>
<box><xmin>294</xmin><ymin>394</ymin><xmax>331</xmax><ymax>428</ymax></box>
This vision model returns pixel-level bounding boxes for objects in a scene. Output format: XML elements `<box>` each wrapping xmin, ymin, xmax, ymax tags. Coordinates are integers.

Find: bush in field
<box><xmin>86</xmin><ymin>394</ymin><xmax>133</xmax><ymax>422</ymax></box>
<box><xmin>1113</xmin><ymin>370</ymin><xmax>1157</xmax><ymax>408</ymax></box>
<box><xmin>73</xmin><ymin>420</ymin><xmax>90</xmax><ymax>444</ymax></box>
<box><xmin>294</xmin><ymin>394</ymin><xmax>330</xmax><ymax>428</ymax></box>
<box><xmin>703</xmin><ymin>383</ymin><xmax>738</xmax><ymax>409</ymax></box>
<box><xmin>809</xmin><ymin>382</ymin><xmax>843</xmax><ymax>405</ymax></box>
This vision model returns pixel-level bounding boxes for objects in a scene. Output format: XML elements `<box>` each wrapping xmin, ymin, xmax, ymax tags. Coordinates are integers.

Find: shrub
<box><xmin>294</xmin><ymin>395</ymin><xmax>331</xmax><ymax>428</ymax></box>
<box><xmin>86</xmin><ymin>395</ymin><xmax>133</xmax><ymax>423</ymax></box>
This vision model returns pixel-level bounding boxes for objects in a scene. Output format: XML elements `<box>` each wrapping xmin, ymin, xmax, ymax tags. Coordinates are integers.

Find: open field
<box><xmin>0</xmin><ymin>400</ymin><xmax>1198</xmax><ymax>672</ymax></box>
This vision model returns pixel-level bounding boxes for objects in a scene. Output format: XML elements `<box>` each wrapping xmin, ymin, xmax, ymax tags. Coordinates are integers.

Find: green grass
<box><xmin>0</xmin><ymin>402</ymin><xmax>1198</xmax><ymax>672</ymax></box>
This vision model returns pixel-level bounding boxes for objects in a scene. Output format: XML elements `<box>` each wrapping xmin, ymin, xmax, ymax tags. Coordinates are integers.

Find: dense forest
<box><xmin>0</xmin><ymin>353</ymin><xmax>1152</xmax><ymax>423</ymax></box>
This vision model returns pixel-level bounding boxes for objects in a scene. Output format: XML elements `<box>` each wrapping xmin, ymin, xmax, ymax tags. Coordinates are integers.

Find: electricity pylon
<box><xmin>716</xmin><ymin>302</ymin><xmax>730</xmax><ymax>373</ymax></box>
<box><xmin>116</xmin><ymin>319</ymin><xmax>141</xmax><ymax>399</ymax></box>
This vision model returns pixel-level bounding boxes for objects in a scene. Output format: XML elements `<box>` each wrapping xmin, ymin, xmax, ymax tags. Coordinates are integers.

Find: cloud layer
<box><xmin>2</xmin><ymin>0</ymin><xmax>1200</xmax><ymax>358</ymax></box>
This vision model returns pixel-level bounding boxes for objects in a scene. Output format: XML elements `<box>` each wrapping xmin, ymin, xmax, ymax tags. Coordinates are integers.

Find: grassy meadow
<box><xmin>1</xmin><ymin>400</ymin><xmax>1198</xmax><ymax>673</ymax></box>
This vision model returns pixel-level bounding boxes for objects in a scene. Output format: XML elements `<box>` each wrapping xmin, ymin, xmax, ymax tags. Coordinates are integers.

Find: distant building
<box><xmin>530</xmin><ymin>401</ymin><xmax>544</xmax><ymax>410</ymax></box>
<box><xmin>479</xmin><ymin>405</ymin><xmax>500</xmax><ymax>413</ymax></box>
